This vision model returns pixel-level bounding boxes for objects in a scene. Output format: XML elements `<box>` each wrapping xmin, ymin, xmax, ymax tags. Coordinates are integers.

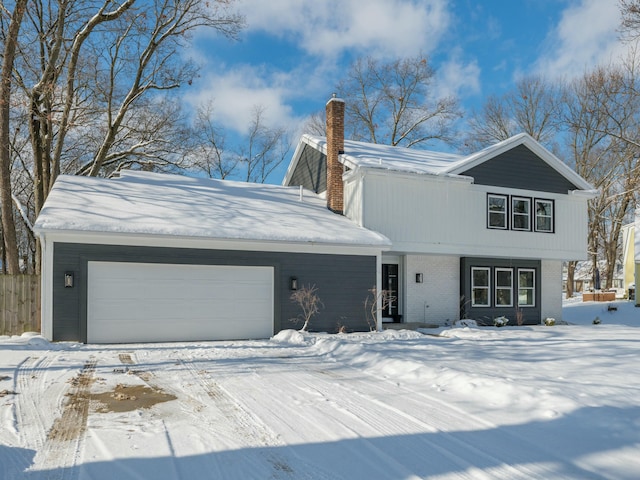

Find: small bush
<box><xmin>593</xmin><ymin>316</ymin><xmax>601</xmax><ymax>325</ymax></box>
<box><xmin>544</xmin><ymin>317</ymin><xmax>556</xmax><ymax>326</ymax></box>
<box><xmin>493</xmin><ymin>316</ymin><xmax>509</xmax><ymax>327</ymax></box>
<box><xmin>290</xmin><ymin>284</ymin><xmax>323</xmax><ymax>332</ymax></box>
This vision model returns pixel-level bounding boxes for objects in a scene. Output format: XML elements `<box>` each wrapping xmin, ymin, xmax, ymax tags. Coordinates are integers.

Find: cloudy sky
<box><xmin>183</xmin><ymin>0</ymin><xmax>629</xmax><ymax>182</ymax></box>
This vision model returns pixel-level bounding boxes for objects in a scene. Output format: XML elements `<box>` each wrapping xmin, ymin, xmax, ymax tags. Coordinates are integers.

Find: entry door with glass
<box><xmin>382</xmin><ymin>264</ymin><xmax>400</xmax><ymax>322</ymax></box>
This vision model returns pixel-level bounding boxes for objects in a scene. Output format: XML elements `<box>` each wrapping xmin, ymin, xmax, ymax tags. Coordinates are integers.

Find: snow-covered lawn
<box><xmin>1</xmin><ymin>300</ymin><xmax>639</xmax><ymax>479</ymax></box>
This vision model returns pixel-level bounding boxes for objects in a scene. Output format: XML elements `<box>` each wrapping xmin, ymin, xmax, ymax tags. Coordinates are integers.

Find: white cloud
<box><xmin>434</xmin><ymin>55</ymin><xmax>481</xmax><ymax>100</ymax></box>
<box><xmin>237</xmin><ymin>0</ymin><xmax>451</xmax><ymax>58</ymax></box>
<box><xmin>184</xmin><ymin>67</ymin><xmax>290</xmax><ymax>133</ymax></box>
<box><xmin>534</xmin><ymin>0</ymin><xmax>627</xmax><ymax>78</ymax></box>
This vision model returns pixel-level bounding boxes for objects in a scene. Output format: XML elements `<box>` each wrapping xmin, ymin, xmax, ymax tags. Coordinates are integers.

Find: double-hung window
<box><xmin>535</xmin><ymin>199</ymin><xmax>554</xmax><ymax>233</ymax></box>
<box><xmin>518</xmin><ymin>269</ymin><xmax>535</xmax><ymax>307</ymax></box>
<box><xmin>511</xmin><ymin>197</ymin><xmax>531</xmax><ymax>231</ymax></box>
<box><xmin>487</xmin><ymin>194</ymin><xmax>508</xmax><ymax>229</ymax></box>
<box><xmin>471</xmin><ymin>267</ymin><xmax>490</xmax><ymax>307</ymax></box>
<box><xmin>495</xmin><ymin>268</ymin><xmax>513</xmax><ymax>307</ymax></box>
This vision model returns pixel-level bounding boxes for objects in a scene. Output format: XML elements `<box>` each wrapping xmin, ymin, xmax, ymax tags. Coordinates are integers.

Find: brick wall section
<box><xmin>326</xmin><ymin>96</ymin><xmax>345</xmax><ymax>214</ymax></box>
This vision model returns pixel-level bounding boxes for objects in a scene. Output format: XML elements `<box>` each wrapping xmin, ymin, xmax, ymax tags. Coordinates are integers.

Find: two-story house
<box><xmin>34</xmin><ymin>96</ymin><xmax>595</xmax><ymax>343</ymax></box>
<box><xmin>284</xmin><ymin>97</ymin><xmax>596</xmax><ymax>326</ymax></box>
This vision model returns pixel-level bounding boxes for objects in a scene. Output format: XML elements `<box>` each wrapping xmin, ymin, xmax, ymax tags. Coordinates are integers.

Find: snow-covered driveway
<box><xmin>2</xmin><ymin>319</ymin><xmax>640</xmax><ymax>479</ymax></box>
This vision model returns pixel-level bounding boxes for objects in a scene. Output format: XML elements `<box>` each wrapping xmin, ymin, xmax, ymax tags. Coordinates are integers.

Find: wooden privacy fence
<box><xmin>1</xmin><ymin>275</ymin><xmax>41</xmax><ymax>336</ymax></box>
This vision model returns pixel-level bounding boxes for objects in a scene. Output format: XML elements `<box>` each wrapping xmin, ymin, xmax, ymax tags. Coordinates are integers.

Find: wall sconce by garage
<box><xmin>64</xmin><ymin>271</ymin><xmax>74</xmax><ymax>288</ymax></box>
<box><xmin>415</xmin><ymin>273</ymin><xmax>423</xmax><ymax>283</ymax></box>
<box><xmin>290</xmin><ymin>276</ymin><xmax>298</xmax><ymax>291</ymax></box>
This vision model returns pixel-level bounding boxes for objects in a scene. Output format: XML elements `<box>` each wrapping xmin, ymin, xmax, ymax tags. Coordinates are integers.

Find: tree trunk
<box><xmin>566</xmin><ymin>261</ymin><xmax>576</xmax><ymax>299</ymax></box>
<box><xmin>0</xmin><ymin>0</ymin><xmax>28</xmax><ymax>274</ymax></box>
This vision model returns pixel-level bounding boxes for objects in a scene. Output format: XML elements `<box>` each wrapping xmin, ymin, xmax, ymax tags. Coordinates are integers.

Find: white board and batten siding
<box><xmin>358</xmin><ymin>171</ymin><xmax>589</xmax><ymax>261</ymax></box>
<box><xmin>87</xmin><ymin>262</ymin><xmax>273</xmax><ymax>343</ymax></box>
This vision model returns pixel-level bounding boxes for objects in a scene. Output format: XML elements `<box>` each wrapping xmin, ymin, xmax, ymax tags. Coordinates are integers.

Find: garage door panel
<box><xmin>87</xmin><ymin>262</ymin><xmax>274</xmax><ymax>343</ymax></box>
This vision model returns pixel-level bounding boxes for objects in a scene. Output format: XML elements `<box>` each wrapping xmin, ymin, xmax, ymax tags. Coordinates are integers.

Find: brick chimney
<box><xmin>326</xmin><ymin>95</ymin><xmax>345</xmax><ymax>214</ymax></box>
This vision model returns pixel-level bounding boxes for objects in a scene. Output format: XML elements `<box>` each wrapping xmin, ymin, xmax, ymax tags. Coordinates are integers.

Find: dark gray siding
<box><xmin>288</xmin><ymin>144</ymin><xmax>326</xmax><ymax>193</ymax></box>
<box><xmin>460</xmin><ymin>145</ymin><xmax>579</xmax><ymax>194</ymax></box>
<box><xmin>460</xmin><ymin>257</ymin><xmax>541</xmax><ymax>326</ymax></box>
<box><xmin>52</xmin><ymin>243</ymin><xmax>376</xmax><ymax>342</ymax></box>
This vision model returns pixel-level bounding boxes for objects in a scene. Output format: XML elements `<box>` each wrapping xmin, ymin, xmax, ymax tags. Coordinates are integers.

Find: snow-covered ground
<box><xmin>1</xmin><ymin>300</ymin><xmax>639</xmax><ymax>479</ymax></box>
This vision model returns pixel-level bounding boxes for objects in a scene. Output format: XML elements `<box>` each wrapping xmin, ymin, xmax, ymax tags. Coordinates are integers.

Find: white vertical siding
<box><xmin>343</xmin><ymin>171</ymin><xmax>363</xmax><ymax>226</ymax></box>
<box><xmin>541</xmin><ymin>260</ymin><xmax>563</xmax><ymax>322</ymax></box>
<box><xmin>361</xmin><ymin>171</ymin><xmax>589</xmax><ymax>260</ymax></box>
<box><xmin>405</xmin><ymin>255</ymin><xmax>460</xmax><ymax>325</ymax></box>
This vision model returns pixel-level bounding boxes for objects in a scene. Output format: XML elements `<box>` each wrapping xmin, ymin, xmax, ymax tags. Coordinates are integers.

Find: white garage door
<box><xmin>87</xmin><ymin>262</ymin><xmax>273</xmax><ymax>343</ymax></box>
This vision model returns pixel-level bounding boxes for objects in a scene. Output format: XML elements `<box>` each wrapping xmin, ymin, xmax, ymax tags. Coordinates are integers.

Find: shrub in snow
<box><xmin>493</xmin><ymin>316</ymin><xmax>509</xmax><ymax>327</ymax></box>
<box><xmin>290</xmin><ymin>284</ymin><xmax>323</xmax><ymax>332</ymax></box>
<box><xmin>363</xmin><ymin>286</ymin><xmax>396</xmax><ymax>332</ymax></box>
<box><xmin>454</xmin><ymin>319</ymin><xmax>477</xmax><ymax>328</ymax></box>
<box><xmin>593</xmin><ymin>316</ymin><xmax>601</xmax><ymax>325</ymax></box>
<box><xmin>544</xmin><ymin>317</ymin><xmax>556</xmax><ymax>326</ymax></box>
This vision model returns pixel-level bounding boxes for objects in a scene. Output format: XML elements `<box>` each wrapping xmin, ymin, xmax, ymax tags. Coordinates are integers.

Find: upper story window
<box><xmin>488</xmin><ymin>193</ymin><xmax>554</xmax><ymax>234</ymax></box>
<box><xmin>535</xmin><ymin>199</ymin><xmax>554</xmax><ymax>233</ymax></box>
<box><xmin>487</xmin><ymin>194</ymin><xmax>508</xmax><ymax>229</ymax></box>
<box><xmin>511</xmin><ymin>197</ymin><xmax>531</xmax><ymax>231</ymax></box>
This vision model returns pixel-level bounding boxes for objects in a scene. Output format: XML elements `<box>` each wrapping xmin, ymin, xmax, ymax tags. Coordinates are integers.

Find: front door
<box><xmin>382</xmin><ymin>264</ymin><xmax>400</xmax><ymax>322</ymax></box>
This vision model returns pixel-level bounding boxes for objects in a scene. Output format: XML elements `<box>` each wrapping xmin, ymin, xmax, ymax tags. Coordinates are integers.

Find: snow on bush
<box><xmin>493</xmin><ymin>316</ymin><xmax>509</xmax><ymax>327</ymax></box>
<box><xmin>544</xmin><ymin>317</ymin><xmax>556</xmax><ymax>326</ymax></box>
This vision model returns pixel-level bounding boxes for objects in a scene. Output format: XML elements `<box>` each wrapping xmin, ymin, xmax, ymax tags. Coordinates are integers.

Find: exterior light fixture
<box><xmin>64</xmin><ymin>272</ymin><xmax>74</xmax><ymax>288</ymax></box>
<box><xmin>415</xmin><ymin>273</ymin><xmax>423</xmax><ymax>283</ymax></box>
<box><xmin>290</xmin><ymin>276</ymin><xmax>298</xmax><ymax>291</ymax></box>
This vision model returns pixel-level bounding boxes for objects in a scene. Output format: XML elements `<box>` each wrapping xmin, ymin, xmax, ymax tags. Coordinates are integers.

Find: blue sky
<box><xmin>183</xmin><ymin>0</ymin><xmax>629</xmax><ymax>183</ymax></box>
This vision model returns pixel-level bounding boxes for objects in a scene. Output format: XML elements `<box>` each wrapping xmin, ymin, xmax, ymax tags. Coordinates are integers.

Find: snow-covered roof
<box><xmin>34</xmin><ymin>171</ymin><xmax>391</xmax><ymax>248</ymax></box>
<box><xmin>299</xmin><ymin>134</ymin><xmax>466</xmax><ymax>176</ymax></box>
<box><xmin>286</xmin><ymin>133</ymin><xmax>595</xmax><ymax>192</ymax></box>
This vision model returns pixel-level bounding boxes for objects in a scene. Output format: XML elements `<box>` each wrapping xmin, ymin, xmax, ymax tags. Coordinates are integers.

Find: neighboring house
<box><xmin>284</xmin><ymin>97</ymin><xmax>596</xmax><ymax>326</ymax></box>
<box><xmin>34</xmin><ymin>173</ymin><xmax>390</xmax><ymax>343</ymax></box>
<box><xmin>620</xmin><ymin>222</ymin><xmax>636</xmax><ymax>299</ymax></box>
<box><xmin>563</xmin><ymin>260</ymin><xmax>624</xmax><ymax>297</ymax></box>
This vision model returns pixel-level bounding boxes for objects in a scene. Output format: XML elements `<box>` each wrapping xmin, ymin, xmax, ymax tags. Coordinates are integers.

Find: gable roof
<box><xmin>34</xmin><ymin>171</ymin><xmax>391</xmax><ymax>248</ymax></box>
<box><xmin>284</xmin><ymin>133</ymin><xmax>595</xmax><ymax>193</ymax></box>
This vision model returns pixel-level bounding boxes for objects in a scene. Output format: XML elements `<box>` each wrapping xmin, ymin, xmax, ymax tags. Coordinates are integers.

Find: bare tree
<box><xmin>336</xmin><ymin>55</ymin><xmax>461</xmax><ymax>148</ymax></box>
<box><xmin>189</xmin><ymin>103</ymin><xmax>290</xmax><ymax>183</ymax></box>
<box><xmin>290</xmin><ymin>284</ymin><xmax>323</xmax><ymax>332</ymax></box>
<box><xmin>0</xmin><ymin>0</ymin><xmax>28</xmax><ymax>274</ymax></box>
<box><xmin>621</xmin><ymin>0</ymin><xmax>640</xmax><ymax>39</ymax></box>
<box><xmin>465</xmin><ymin>75</ymin><xmax>561</xmax><ymax>151</ymax></box>
<box><xmin>237</xmin><ymin>106</ymin><xmax>290</xmax><ymax>183</ymax></box>
<box><xmin>563</xmin><ymin>62</ymin><xmax>640</xmax><ymax>292</ymax></box>
<box><xmin>1</xmin><ymin>0</ymin><xmax>244</xmax><ymax>271</ymax></box>
<box><xmin>190</xmin><ymin>101</ymin><xmax>237</xmax><ymax>179</ymax></box>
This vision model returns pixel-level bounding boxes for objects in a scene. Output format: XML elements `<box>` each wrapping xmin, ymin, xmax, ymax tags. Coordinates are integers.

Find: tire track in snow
<box><xmin>13</xmin><ymin>355</ymin><xmax>54</xmax><ymax>446</ymax></box>
<box><xmin>174</xmin><ymin>355</ymin><xmax>335</xmax><ymax>480</ymax></box>
<box><xmin>120</xmin><ymin>353</ymin><xmax>304</xmax><ymax>478</ymax></box>
<box><xmin>322</xmin><ymin>364</ymin><xmax>598</xmax><ymax>479</ymax></box>
<box><xmin>219</xmin><ymin>355</ymin><xmax>582</xmax><ymax>480</ymax></box>
<box><xmin>1</xmin><ymin>355</ymin><xmax>55</xmax><ymax>479</ymax></box>
<box><xmin>30</xmin><ymin>358</ymin><xmax>97</xmax><ymax>478</ymax></box>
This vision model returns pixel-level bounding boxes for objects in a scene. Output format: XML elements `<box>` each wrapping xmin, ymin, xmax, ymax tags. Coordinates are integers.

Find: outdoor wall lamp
<box><xmin>64</xmin><ymin>271</ymin><xmax>74</xmax><ymax>288</ymax></box>
<box><xmin>416</xmin><ymin>273</ymin><xmax>423</xmax><ymax>283</ymax></box>
<box><xmin>290</xmin><ymin>276</ymin><xmax>298</xmax><ymax>291</ymax></box>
